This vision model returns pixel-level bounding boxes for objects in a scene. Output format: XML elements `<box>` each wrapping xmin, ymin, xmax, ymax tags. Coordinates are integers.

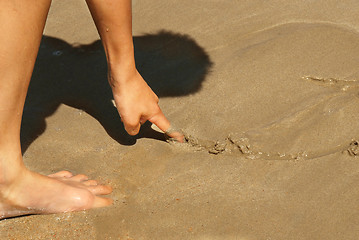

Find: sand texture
<box><xmin>2</xmin><ymin>0</ymin><xmax>359</xmax><ymax>239</ymax></box>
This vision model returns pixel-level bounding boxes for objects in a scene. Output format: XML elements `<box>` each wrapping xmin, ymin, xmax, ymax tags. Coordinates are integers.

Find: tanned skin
<box><xmin>0</xmin><ymin>0</ymin><xmax>183</xmax><ymax>219</ymax></box>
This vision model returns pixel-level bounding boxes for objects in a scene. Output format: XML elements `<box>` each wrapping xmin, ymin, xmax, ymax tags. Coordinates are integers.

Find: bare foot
<box><xmin>0</xmin><ymin>169</ymin><xmax>112</xmax><ymax>219</ymax></box>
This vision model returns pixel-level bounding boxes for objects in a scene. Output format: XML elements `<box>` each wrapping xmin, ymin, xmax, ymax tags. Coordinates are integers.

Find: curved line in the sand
<box><xmin>208</xmin><ymin>21</ymin><xmax>359</xmax><ymax>53</ymax></box>
<box><xmin>168</xmin><ymin>21</ymin><xmax>359</xmax><ymax>161</ymax></box>
<box><xmin>178</xmin><ymin>92</ymin><xmax>359</xmax><ymax>160</ymax></box>
<box><xmin>169</xmin><ymin>134</ymin><xmax>358</xmax><ymax>161</ymax></box>
<box><xmin>243</xmin><ymin>21</ymin><xmax>359</xmax><ymax>38</ymax></box>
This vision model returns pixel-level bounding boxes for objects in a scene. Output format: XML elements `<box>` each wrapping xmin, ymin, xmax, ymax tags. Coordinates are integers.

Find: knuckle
<box><xmin>124</xmin><ymin>119</ymin><xmax>138</xmax><ymax>129</ymax></box>
<box><xmin>151</xmin><ymin>106</ymin><xmax>161</xmax><ymax>115</ymax></box>
<box><xmin>128</xmin><ymin>129</ymin><xmax>139</xmax><ymax>136</ymax></box>
<box><xmin>125</xmin><ymin>125</ymin><xmax>140</xmax><ymax>135</ymax></box>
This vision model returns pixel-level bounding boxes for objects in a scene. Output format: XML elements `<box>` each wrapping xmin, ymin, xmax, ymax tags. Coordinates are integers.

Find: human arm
<box><xmin>85</xmin><ymin>0</ymin><xmax>184</xmax><ymax>142</ymax></box>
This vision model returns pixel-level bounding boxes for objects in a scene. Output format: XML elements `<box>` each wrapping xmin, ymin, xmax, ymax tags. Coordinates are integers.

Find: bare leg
<box><xmin>0</xmin><ymin>0</ymin><xmax>112</xmax><ymax>219</ymax></box>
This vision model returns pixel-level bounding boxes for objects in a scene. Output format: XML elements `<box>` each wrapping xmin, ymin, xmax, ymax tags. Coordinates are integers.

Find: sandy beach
<box><xmin>2</xmin><ymin>0</ymin><xmax>359</xmax><ymax>239</ymax></box>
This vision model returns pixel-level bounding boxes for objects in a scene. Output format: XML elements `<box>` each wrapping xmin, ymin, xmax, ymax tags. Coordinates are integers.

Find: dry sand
<box><xmin>2</xmin><ymin>0</ymin><xmax>359</xmax><ymax>239</ymax></box>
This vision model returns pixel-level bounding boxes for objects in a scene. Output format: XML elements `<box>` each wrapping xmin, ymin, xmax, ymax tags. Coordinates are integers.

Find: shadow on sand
<box><xmin>21</xmin><ymin>31</ymin><xmax>212</xmax><ymax>152</ymax></box>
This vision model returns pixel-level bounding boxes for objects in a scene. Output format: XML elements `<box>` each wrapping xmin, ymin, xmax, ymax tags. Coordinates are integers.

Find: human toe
<box><xmin>48</xmin><ymin>170</ymin><xmax>73</xmax><ymax>178</ymax></box>
<box><xmin>87</xmin><ymin>184</ymin><xmax>113</xmax><ymax>195</ymax></box>
<box><xmin>71</xmin><ymin>174</ymin><xmax>89</xmax><ymax>182</ymax></box>
<box><xmin>92</xmin><ymin>196</ymin><xmax>113</xmax><ymax>208</ymax></box>
<box><xmin>83</xmin><ymin>180</ymin><xmax>98</xmax><ymax>186</ymax></box>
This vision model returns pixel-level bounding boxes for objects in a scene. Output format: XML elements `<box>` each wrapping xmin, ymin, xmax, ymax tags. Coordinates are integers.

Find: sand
<box><xmin>2</xmin><ymin>0</ymin><xmax>359</xmax><ymax>239</ymax></box>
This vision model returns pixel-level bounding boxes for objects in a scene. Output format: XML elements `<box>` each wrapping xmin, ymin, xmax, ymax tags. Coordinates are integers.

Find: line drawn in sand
<box><xmin>169</xmin><ymin>133</ymin><xmax>358</xmax><ymax>161</ymax></box>
<box><xmin>303</xmin><ymin>76</ymin><xmax>359</xmax><ymax>92</ymax></box>
<box><xmin>169</xmin><ymin>76</ymin><xmax>359</xmax><ymax>160</ymax></box>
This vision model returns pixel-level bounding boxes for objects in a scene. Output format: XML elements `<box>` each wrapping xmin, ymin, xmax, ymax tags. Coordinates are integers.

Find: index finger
<box><xmin>148</xmin><ymin>110</ymin><xmax>184</xmax><ymax>143</ymax></box>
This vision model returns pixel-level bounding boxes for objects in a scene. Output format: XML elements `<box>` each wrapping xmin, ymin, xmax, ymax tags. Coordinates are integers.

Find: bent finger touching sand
<box><xmin>0</xmin><ymin>0</ymin><xmax>182</xmax><ymax>220</ymax></box>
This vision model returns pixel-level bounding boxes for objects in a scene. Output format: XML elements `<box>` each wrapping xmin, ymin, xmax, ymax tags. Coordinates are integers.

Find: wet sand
<box><xmin>2</xmin><ymin>0</ymin><xmax>359</xmax><ymax>239</ymax></box>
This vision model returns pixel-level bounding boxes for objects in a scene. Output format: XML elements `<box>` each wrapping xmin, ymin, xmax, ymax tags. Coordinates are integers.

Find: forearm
<box><xmin>85</xmin><ymin>0</ymin><xmax>182</xmax><ymax>141</ymax></box>
<box><xmin>86</xmin><ymin>0</ymin><xmax>136</xmax><ymax>78</ymax></box>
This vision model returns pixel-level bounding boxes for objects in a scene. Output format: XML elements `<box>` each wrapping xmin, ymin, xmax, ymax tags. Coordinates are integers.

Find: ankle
<box><xmin>0</xmin><ymin>152</ymin><xmax>27</xmax><ymax>186</ymax></box>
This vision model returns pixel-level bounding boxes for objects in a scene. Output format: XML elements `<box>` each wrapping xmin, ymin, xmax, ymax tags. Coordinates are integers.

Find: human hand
<box><xmin>110</xmin><ymin>69</ymin><xmax>184</xmax><ymax>142</ymax></box>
